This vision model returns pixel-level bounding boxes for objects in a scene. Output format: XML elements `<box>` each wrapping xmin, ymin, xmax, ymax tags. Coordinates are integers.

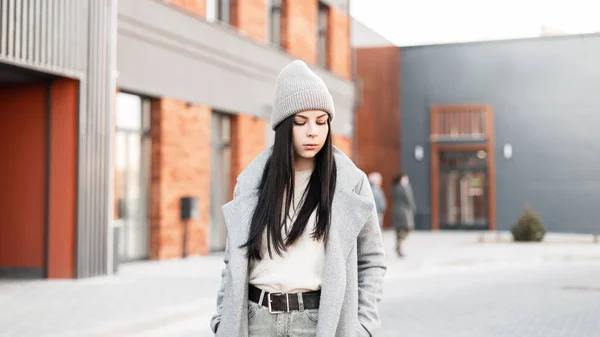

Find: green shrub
<box><xmin>511</xmin><ymin>205</ymin><xmax>545</xmax><ymax>242</ymax></box>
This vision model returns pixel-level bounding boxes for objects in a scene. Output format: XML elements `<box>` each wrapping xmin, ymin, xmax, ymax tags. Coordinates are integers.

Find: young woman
<box><xmin>210</xmin><ymin>60</ymin><xmax>386</xmax><ymax>337</ymax></box>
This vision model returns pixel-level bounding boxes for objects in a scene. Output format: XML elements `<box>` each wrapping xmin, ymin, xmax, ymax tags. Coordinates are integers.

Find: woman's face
<box><xmin>292</xmin><ymin>110</ymin><xmax>329</xmax><ymax>164</ymax></box>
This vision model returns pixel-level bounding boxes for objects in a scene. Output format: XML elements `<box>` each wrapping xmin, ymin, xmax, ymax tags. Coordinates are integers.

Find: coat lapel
<box><xmin>316</xmin><ymin>186</ymin><xmax>374</xmax><ymax>337</ymax></box>
<box><xmin>220</xmin><ymin>190</ymin><xmax>259</xmax><ymax>337</ymax></box>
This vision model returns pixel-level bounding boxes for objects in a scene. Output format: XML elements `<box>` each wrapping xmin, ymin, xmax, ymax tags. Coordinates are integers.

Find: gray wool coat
<box><xmin>210</xmin><ymin>146</ymin><xmax>387</xmax><ymax>337</ymax></box>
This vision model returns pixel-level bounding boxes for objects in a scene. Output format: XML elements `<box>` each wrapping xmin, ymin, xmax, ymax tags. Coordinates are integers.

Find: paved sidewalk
<box><xmin>0</xmin><ymin>230</ymin><xmax>599</xmax><ymax>337</ymax></box>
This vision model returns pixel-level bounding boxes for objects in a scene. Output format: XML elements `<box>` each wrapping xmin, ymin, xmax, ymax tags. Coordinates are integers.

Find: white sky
<box><xmin>350</xmin><ymin>0</ymin><xmax>600</xmax><ymax>46</ymax></box>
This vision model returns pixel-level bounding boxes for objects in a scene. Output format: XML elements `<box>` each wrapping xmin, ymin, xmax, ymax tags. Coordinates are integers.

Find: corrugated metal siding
<box><xmin>0</xmin><ymin>0</ymin><xmax>86</xmax><ymax>78</ymax></box>
<box><xmin>76</xmin><ymin>0</ymin><xmax>117</xmax><ymax>278</ymax></box>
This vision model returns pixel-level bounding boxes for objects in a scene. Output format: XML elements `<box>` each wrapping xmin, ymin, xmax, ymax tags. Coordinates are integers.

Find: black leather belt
<box><xmin>248</xmin><ymin>284</ymin><xmax>321</xmax><ymax>314</ymax></box>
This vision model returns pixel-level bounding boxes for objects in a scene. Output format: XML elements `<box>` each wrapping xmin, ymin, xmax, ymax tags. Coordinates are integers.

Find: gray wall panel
<box><xmin>401</xmin><ymin>34</ymin><xmax>600</xmax><ymax>234</ymax></box>
<box><xmin>117</xmin><ymin>0</ymin><xmax>355</xmax><ymax>137</ymax></box>
<box><xmin>76</xmin><ymin>0</ymin><xmax>117</xmax><ymax>278</ymax></box>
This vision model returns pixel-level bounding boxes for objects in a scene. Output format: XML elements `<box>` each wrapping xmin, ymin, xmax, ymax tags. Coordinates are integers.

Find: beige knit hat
<box><xmin>270</xmin><ymin>60</ymin><xmax>335</xmax><ymax>130</ymax></box>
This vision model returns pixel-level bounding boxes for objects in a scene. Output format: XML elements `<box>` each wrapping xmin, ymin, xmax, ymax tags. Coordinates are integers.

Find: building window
<box><xmin>269</xmin><ymin>0</ymin><xmax>282</xmax><ymax>47</ymax></box>
<box><xmin>206</xmin><ymin>0</ymin><xmax>230</xmax><ymax>24</ymax></box>
<box><xmin>317</xmin><ymin>1</ymin><xmax>330</xmax><ymax>68</ymax></box>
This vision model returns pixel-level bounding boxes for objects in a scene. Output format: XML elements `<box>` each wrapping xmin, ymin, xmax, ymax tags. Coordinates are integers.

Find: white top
<box><xmin>248</xmin><ymin>169</ymin><xmax>325</xmax><ymax>293</ymax></box>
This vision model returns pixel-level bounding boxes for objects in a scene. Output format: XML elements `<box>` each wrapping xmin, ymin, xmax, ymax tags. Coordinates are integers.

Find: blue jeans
<box><xmin>248</xmin><ymin>300</ymin><xmax>319</xmax><ymax>337</ymax></box>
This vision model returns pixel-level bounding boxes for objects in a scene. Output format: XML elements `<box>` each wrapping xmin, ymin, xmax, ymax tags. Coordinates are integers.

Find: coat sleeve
<box><xmin>209</xmin><ymin>182</ymin><xmax>240</xmax><ymax>334</ymax></box>
<box><xmin>355</xmin><ymin>174</ymin><xmax>387</xmax><ymax>337</ymax></box>
<box><xmin>405</xmin><ymin>183</ymin><xmax>417</xmax><ymax>213</ymax></box>
<box><xmin>209</xmin><ymin>237</ymin><xmax>230</xmax><ymax>334</ymax></box>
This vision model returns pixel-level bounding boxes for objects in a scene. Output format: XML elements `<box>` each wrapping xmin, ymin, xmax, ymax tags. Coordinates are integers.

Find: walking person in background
<box><xmin>368</xmin><ymin>172</ymin><xmax>387</xmax><ymax>228</ymax></box>
<box><xmin>392</xmin><ymin>172</ymin><xmax>417</xmax><ymax>257</ymax></box>
<box><xmin>210</xmin><ymin>60</ymin><xmax>386</xmax><ymax>337</ymax></box>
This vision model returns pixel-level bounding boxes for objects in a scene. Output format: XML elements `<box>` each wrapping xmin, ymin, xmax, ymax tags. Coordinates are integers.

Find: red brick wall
<box><xmin>150</xmin><ymin>99</ymin><xmax>211</xmax><ymax>259</ymax></box>
<box><xmin>164</xmin><ymin>0</ymin><xmax>206</xmax><ymax>17</ymax></box>
<box><xmin>230</xmin><ymin>115</ymin><xmax>266</xmax><ymax>197</ymax></box>
<box><xmin>282</xmin><ymin>0</ymin><xmax>318</xmax><ymax>64</ymax></box>
<box><xmin>328</xmin><ymin>7</ymin><xmax>351</xmax><ymax>79</ymax></box>
<box><xmin>333</xmin><ymin>134</ymin><xmax>352</xmax><ymax>158</ymax></box>
<box><xmin>231</xmin><ymin>0</ymin><xmax>267</xmax><ymax>42</ymax></box>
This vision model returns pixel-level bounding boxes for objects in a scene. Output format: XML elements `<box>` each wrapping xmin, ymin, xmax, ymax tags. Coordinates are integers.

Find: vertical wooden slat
<box><xmin>468</xmin><ymin>110</ymin><xmax>473</xmax><ymax>135</ymax></box>
<box><xmin>461</xmin><ymin>109</ymin><xmax>466</xmax><ymax>136</ymax></box>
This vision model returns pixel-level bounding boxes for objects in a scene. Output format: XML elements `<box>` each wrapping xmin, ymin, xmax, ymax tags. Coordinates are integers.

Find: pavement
<box><xmin>1</xmin><ymin>230</ymin><xmax>599</xmax><ymax>337</ymax></box>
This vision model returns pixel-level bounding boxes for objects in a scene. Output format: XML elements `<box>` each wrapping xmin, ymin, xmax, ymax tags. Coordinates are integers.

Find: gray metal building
<box><xmin>401</xmin><ymin>33</ymin><xmax>600</xmax><ymax>234</ymax></box>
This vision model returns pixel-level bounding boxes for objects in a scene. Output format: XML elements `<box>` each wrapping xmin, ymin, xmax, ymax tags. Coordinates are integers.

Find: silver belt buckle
<box><xmin>267</xmin><ymin>291</ymin><xmax>289</xmax><ymax>314</ymax></box>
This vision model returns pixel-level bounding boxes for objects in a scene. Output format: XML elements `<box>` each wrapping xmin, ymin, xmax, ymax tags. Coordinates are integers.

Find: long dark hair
<box><xmin>240</xmin><ymin>116</ymin><xmax>337</xmax><ymax>260</ymax></box>
<box><xmin>392</xmin><ymin>172</ymin><xmax>406</xmax><ymax>185</ymax></box>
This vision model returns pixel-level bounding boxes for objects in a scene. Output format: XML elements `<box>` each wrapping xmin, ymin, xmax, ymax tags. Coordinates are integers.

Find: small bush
<box><xmin>511</xmin><ymin>205</ymin><xmax>545</xmax><ymax>242</ymax></box>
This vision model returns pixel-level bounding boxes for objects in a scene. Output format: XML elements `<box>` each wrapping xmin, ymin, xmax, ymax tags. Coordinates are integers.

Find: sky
<box><xmin>350</xmin><ymin>0</ymin><xmax>600</xmax><ymax>46</ymax></box>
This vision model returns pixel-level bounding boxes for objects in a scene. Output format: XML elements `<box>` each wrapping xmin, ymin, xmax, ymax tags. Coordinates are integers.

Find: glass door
<box><xmin>439</xmin><ymin>150</ymin><xmax>489</xmax><ymax>230</ymax></box>
<box><xmin>115</xmin><ymin>93</ymin><xmax>151</xmax><ymax>261</ymax></box>
<box><xmin>210</xmin><ymin>113</ymin><xmax>231</xmax><ymax>252</ymax></box>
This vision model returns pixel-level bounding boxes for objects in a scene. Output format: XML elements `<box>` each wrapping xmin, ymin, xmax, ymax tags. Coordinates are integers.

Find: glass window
<box><xmin>116</xmin><ymin>92</ymin><xmax>142</xmax><ymax>130</ymax></box>
<box><xmin>317</xmin><ymin>2</ymin><xmax>329</xmax><ymax>68</ymax></box>
<box><xmin>206</xmin><ymin>0</ymin><xmax>230</xmax><ymax>24</ymax></box>
<box><xmin>269</xmin><ymin>0</ymin><xmax>282</xmax><ymax>46</ymax></box>
<box><xmin>206</xmin><ymin>0</ymin><xmax>217</xmax><ymax>22</ymax></box>
<box><xmin>217</xmin><ymin>0</ymin><xmax>230</xmax><ymax>24</ymax></box>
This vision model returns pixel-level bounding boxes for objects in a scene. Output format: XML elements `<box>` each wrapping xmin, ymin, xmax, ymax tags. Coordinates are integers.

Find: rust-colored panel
<box><xmin>431</xmin><ymin>105</ymin><xmax>491</xmax><ymax>138</ymax></box>
<box><xmin>47</xmin><ymin>79</ymin><xmax>79</xmax><ymax>279</ymax></box>
<box><xmin>355</xmin><ymin>47</ymin><xmax>401</xmax><ymax>228</ymax></box>
<box><xmin>0</xmin><ymin>84</ymin><xmax>48</xmax><ymax>268</ymax></box>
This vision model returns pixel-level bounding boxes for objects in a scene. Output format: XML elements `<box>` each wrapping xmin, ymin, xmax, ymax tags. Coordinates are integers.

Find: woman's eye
<box><xmin>316</xmin><ymin>121</ymin><xmax>327</xmax><ymax>125</ymax></box>
<box><xmin>293</xmin><ymin>121</ymin><xmax>305</xmax><ymax>126</ymax></box>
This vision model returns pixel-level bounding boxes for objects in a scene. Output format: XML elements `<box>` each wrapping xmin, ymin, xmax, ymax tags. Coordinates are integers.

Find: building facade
<box><xmin>351</xmin><ymin>21</ymin><xmax>600</xmax><ymax>235</ymax></box>
<box><xmin>401</xmin><ymin>33</ymin><xmax>600</xmax><ymax>234</ymax></box>
<box><xmin>1</xmin><ymin>0</ymin><xmax>356</xmax><ymax>279</ymax></box>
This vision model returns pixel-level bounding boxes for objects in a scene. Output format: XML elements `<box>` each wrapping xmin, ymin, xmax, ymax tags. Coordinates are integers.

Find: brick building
<box><xmin>0</xmin><ymin>0</ymin><xmax>356</xmax><ymax>279</ymax></box>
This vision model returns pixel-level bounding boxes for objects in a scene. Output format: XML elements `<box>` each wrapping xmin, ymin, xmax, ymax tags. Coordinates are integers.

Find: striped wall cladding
<box><xmin>0</xmin><ymin>0</ymin><xmax>88</xmax><ymax>77</ymax></box>
<box><xmin>77</xmin><ymin>0</ymin><xmax>117</xmax><ymax>278</ymax></box>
